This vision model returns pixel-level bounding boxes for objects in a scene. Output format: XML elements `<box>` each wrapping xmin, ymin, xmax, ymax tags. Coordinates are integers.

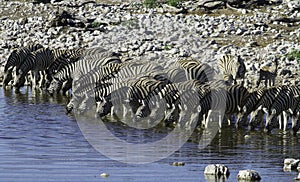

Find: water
<box><xmin>0</xmin><ymin>87</ymin><xmax>299</xmax><ymax>181</ymax></box>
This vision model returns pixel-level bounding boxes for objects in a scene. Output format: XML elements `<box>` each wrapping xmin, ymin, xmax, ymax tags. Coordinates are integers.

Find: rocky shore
<box><xmin>0</xmin><ymin>0</ymin><xmax>300</xmax><ymax>88</ymax></box>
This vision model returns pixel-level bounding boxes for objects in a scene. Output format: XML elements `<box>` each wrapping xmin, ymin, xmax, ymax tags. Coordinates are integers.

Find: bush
<box><xmin>166</xmin><ymin>0</ymin><xmax>181</xmax><ymax>7</ymax></box>
<box><xmin>286</xmin><ymin>49</ymin><xmax>300</xmax><ymax>62</ymax></box>
<box><xmin>143</xmin><ymin>0</ymin><xmax>158</xmax><ymax>8</ymax></box>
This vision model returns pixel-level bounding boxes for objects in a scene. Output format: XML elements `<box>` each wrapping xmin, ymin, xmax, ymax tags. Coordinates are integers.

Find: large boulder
<box><xmin>237</xmin><ymin>169</ymin><xmax>261</xmax><ymax>181</ymax></box>
<box><xmin>284</xmin><ymin>158</ymin><xmax>300</xmax><ymax>171</ymax></box>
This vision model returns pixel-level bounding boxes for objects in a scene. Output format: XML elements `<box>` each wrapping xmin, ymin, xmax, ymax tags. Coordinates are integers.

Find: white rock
<box><xmin>204</xmin><ymin>164</ymin><xmax>230</xmax><ymax>176</ymax></box>
<box><xmin>237</xmin><ymin>170</ymin><xmax>261</xmax><ymax>180</ymax></box>
<box><xmin>284</xmin><ymin>158</ymin><xmax>300</xmax><ymax>171</ymax></box>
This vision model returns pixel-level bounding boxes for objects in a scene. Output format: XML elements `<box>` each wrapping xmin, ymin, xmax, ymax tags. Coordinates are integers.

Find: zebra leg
<box><xmin>282</xmin><ymin>111</ymin><xmax>288</xmax><ymax>131</ymax></box>
<box><xmin>291</xmin><ymin>112</ymin><xmax>300</xmax><ymax>135</ymax></box>
<box><xmin>205</xmin><ymin>110</ymin><xmax>213</xmax><ymax>128</ymax></box>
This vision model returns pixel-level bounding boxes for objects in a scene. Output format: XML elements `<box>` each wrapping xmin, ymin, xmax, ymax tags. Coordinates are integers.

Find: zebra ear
<box><xmin>262</xmin><ymin>107</ymin><xmax>268</xmax><ymax>114</ymax></box>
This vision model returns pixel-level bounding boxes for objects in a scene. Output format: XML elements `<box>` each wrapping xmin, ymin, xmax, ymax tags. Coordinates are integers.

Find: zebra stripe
<box><xmin>218</xmin><ymin>54</ymin><xmax>246</xmax><ymax>85</ymax></box>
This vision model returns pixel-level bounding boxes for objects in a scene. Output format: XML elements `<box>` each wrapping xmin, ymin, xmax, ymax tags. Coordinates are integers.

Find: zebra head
<box><xmin>2</xmin><ymin>69</ymin><xmax>13</xmax><ymax>88</ymax></box>
<box><xmin>47</xmin><ymin>79</ymin><xmax>62</xmax><ymax>96</ymax></box>
<box><xmin>95</xmin><ymin>99</ymin><xmax>112</xmax><ymax>118</ymax></box>
<box><xmin>236</xmin><ymin>105</ymin><xmax>249</xmax><ymax>128</ymax></box>
<box><xmin>13</xmin><ymin>69</ymin><xmax>26</xmax><ymax>90</ymax></box>
<box><xmin>264</xmin><ymin>108</ymin><xmax>277</xmax><ymax>133</ymax></box>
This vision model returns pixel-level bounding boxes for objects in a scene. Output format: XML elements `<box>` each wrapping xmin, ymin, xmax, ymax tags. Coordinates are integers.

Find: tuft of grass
<box><xmin>143</xmin><ymin>0</ymin><xmax>158</xmax><ymax>8</ymax></box>
<box><xmin>286</xmin><ymin>49</ymin><xmax>300</xmax><ymax>62</ymax></box>
<box><xmin>165</xmin><ymin>0</ymin><xmax>181</xmax><ymax>7</ymax></box>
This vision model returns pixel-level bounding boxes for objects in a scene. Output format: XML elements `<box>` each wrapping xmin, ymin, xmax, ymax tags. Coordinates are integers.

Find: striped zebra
<box><xmin>14</xmin><ymin>47</ymin><xmax>55</xmax><ymax>90</ymax></box>
<box><xmin>201</xmin><ymin>84</ymin><xmax>249</xmax><ymax>129</ymax></box>
<box><xmin>93</xmin><ymin>63</ymin><xmax>165</xmax><ymax>118</ymax></box>
<box><xmin>3</xmin><ymin>43</ymin><xmax>43</xmax><ymax>88</ymax></box>
<box><xmin>218</xmin><ymin>54</ymin><xmax>246</xmax><ymax>85</ymax></box>
<box><xmin>45</xmin><ymin>47</ymin><xmax>85</xmax><ymax>88</ymax></box>
<box><xmin>172</xmin><ymin>59</ymin><xmax>215</xmax><ymax>84</ymax></box>
<box><xmin>256</xmin><ymin>57</ymin><xmax>278</xmax><ymax>88</ymax></box>
<box><xmin>247</xmin><ymin>85</ymin><xmax>286</xmax><ymax>130</ymax></box>
<box><xmin>264</xmin><ymin>85</ymin><xmax>300</xmax><ymax>133</ymax></box>
<box><xmin>66</xmin><ymin>50</ymin><xmax>122</xmax><ymax>113</ymax></box>
<box><xmin>47</xmin><ymin>61</ymin><xmax>77</xmax><ymax>95</ymax></box>
<box><xmin>236</xmin><ymin>87</ymin><xmax>265</xmax><ymax>128</ymax></box>
<box><xmin>127</xmin><ymin>75</ymin><xmax>170</xmax><ymax>118</ymax></box>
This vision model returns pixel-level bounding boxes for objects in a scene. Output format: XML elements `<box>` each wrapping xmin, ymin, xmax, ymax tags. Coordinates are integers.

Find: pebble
<box><xmin>100</xmin><ymin>173</ymin><xmax>109</xmax><ymax>178</ymax></box>
<box><xmin>172</xmin><ymin>162</ymin><xmax>185</xmax><ymax>166</ymax></box>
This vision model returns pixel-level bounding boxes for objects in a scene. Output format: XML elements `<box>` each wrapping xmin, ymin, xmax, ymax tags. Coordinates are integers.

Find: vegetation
<box><xmin>143</xmin><ymin>0</ymin><xmax>158</xmax><ymax>8</ymax></box>
<box><xmin>286</xmin><ymin>49</ymin><xmax>300</xmax><ymax>62</ymax></box>
<box><xmin>143</xmin><ymin>0</ymin><xmax>181</xmax><ymax>8</ymax></box>
<box><xmin>166</xmin><ymin>0</ymin><xmax>181</xmax><ymax>7</ymax></box>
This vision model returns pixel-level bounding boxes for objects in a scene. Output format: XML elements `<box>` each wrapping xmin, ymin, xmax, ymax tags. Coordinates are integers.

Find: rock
<box><xmin>279</xmin><ymin>69</ymin><xmax>292</xmax><ymax>77</ymax></box>
<box><xmin>204</xmin><ymin>164</ymin><xmax>230</xmax><ymax>176</ymax></box>
<box><xmin>295</xmin><ymin>173</ymin><xmax>300</xmax><ymax>180</ymax></box>
<box><xmin>237</xmin><ymin>170</ymin><xmax>261</xmax><ymax>181</ymax></box>
<box><xmin>283</xmin><ymin>158</ymin><xmax>300</xmax><ymax>171</ymax></box>
<box><xmin>202</xmin><ymin>1</ymin><xmax>225</xmax><ymax>10</ymax></box>
<box><xmin>100</xmin><ymin>173</ymin><xmax>109</xmax><ymax>178</ymax></box>
<box><xmin>172</xmin><ymin>162</ymin><xmax>185</xmax><ymax>166</ymax></box>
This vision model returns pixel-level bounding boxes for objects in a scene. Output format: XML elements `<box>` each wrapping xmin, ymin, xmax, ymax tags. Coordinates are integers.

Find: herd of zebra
<box><xmin>1</xmin><ymin>43</ymin><xmax>299</xmax><ymax>135</ymax></box>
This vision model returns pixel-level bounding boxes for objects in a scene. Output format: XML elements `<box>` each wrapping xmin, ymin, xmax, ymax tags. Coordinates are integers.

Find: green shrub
<box><xmin>143</xmin><ymin>0</ymin><xmax>158</xmax><ymax>8</ymax></box>
<box><xmin>286</xmin><ymin>49</ymin><xmax>300</xmax><ymax>62</ymax></box>
<box><xmin>166</xmin><ymin>0</ymin><xmax>181</xmax><ymax>7</ymax></box>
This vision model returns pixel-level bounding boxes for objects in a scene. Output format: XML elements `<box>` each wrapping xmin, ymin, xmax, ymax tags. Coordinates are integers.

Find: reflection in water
<box><xmin>0</xmin><ymin>87</ymin><xmax>299</xmax><ymax>181</ymax></box>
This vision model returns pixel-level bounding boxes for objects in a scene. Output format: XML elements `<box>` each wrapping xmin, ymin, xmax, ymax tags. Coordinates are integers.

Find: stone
<box><xmin>295</xmin><ymin>173</ymin><xmax>300</xmax><ymax>180</ymax></box>
<box><xmin>283</xmin><ymin>158</ymin><xmax>300</xmax><ymax>171</ymax></box>
<box><xmin>237</xmin><ymin>170</ymin><xmax>261</xmax><ymax>180</ymax></box>
<box><xmin>100</xmin><ymin>173</ymin><xmax>109</xmax><ymax>178</ymax></box>
<box><xmin>204</xmin><ymin>164</ymin><xmax>230</xmax><ymax>176</ymax></box>
<box><xmin>172</xmin><ymin>162</ymin><xmax>185</xmax><ymax>166</ymax></box>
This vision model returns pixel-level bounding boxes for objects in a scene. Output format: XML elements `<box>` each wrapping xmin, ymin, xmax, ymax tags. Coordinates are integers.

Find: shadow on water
<box><xmin>0</xmin><ymin>87</ymin><xmax>299</xmax><ymax>181</ymax></box>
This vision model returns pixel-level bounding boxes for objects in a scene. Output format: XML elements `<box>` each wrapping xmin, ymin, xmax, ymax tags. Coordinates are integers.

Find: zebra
<box><xmin>256</xmin><ymin>56</ymin><xmax>279</xmax><ymax>88</ymax></box>
<box><xmin>218</xmin><ymin>54</ymin><xmax>246</xmax><ymax>85</ymax></box>
<box><xmin>45</xmin><ymin>47</ymin><xmax>85</xmax><ymax>88</ymax></box>
<box><xmin>247</xmin><ymin>85</ymin><xmax>286</xmax><ymax>130</ymax></box>
<box><xmin>200</xmin><ymin>84</ymin><xmax>249</xmax><ymax>129</ymax></box>
<box><xmin>236</xmin><ymin>87</ymin><xmax>265</xmax><ymax>128</ymax></box>
<box><xmin>172</xmin><ymin>59</ymin><xmax>215</xmax><ymax>84</ymax></box>
<box><xmin>47</xmin><ymin>61</ymin><xmax>77</xmax><ymax>95</ymax></box>
<box><xmin>93</xmin><ymin>63</ymin><xmax>166</xmax><ymax>118</ymax></box>
<box><xmin>264</xmin><ymin>85</ymin><xmax>300</xmax><ymax>133</ymax></box>
<box><xmin>66</xmin><ymin>50</ymin><xmax>123</xmax><ymax>113</ymax></box>
<box><xmin>3</xmin><ymin>43</ymin><xmax>43</xmax><ymax>88</ymax></box>
<box><xmin>14</xmin><ymin>47</ymin><xmax>55</xmax><ymax>90</ymax></box>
